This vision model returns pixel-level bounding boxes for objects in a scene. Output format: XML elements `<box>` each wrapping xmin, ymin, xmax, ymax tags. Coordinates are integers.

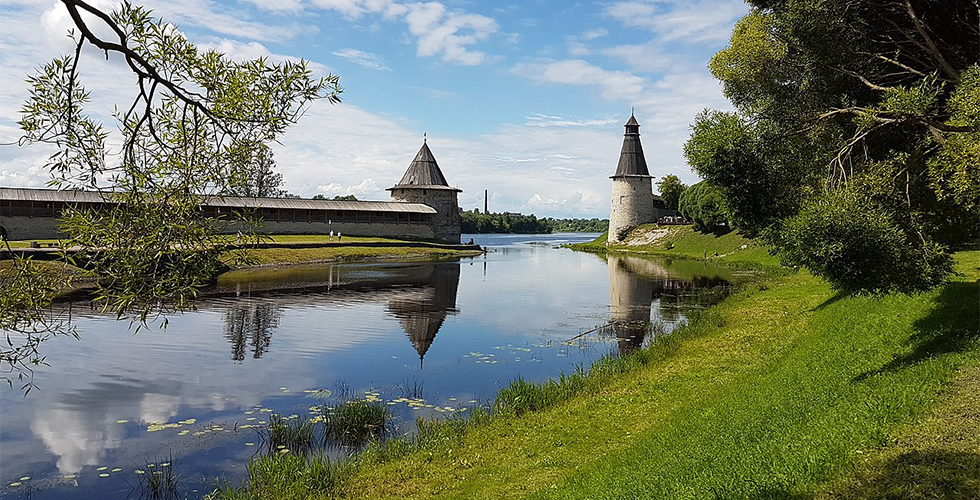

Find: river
<box><xmin>0</xmin><ymin>233</ymin><xmax>733</xmax><ymax>499</ymax></box>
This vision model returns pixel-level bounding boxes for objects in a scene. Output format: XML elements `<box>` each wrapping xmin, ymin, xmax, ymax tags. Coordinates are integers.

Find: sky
<box><xmin>0</xmin><ymin>0</ymin><xmax>749</xmax><ymax>218</ymax></box>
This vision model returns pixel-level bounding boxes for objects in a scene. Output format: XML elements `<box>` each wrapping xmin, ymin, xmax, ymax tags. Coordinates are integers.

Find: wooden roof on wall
<box><xmin>0</xmin><ymin>188</ymin><xmax>437</xmax><ymax>214</ymax></box>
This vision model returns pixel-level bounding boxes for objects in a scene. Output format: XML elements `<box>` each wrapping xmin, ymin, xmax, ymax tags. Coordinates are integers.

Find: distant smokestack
<box><xmin>484</xmin><ymin>189</ymin><xmax>488</xmax><ymax>215</ymax></box>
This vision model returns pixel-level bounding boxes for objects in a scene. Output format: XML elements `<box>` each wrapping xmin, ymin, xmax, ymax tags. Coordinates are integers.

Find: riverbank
<box><xmin>212</xmin><ymin>243</ymin><xmax>979</xmax><ymax>499</ymax></box>
<box><xmin>2</xmin><ymin>235</ymin><xmax>483</xmax><ymax>270</ymax></box>
<box><xmin>568</xmin><ymin>224</ymin><xmax>781</xmax><ymax>268</ymax></box>
<box><xmin>220</xmin><ymin>237</ymin><xmax>483</xmax><ymax>268</ymax></box>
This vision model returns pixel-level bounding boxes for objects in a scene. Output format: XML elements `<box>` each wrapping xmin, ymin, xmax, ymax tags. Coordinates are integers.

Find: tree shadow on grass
<box><xmin>854</xmin><ymin>281</ymin><xmax>980</xmax><ymax>382</ymax></box>
<box><xmin>825</xmin><ymin>450</ymin><xmax>980</xmax><ymax>499</ymax></box>
<box><xmin>812</xmin><ymin>291</ymin><xmax>847</xmax><ymax>311</ymax></box>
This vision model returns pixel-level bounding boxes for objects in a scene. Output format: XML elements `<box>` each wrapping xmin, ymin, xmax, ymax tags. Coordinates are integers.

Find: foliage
<box><xmin>685</xmin><ymin>110</ymin><xmax>815</xmax><ymax>235</ymax></box>
<box><xmin>655</xmin><ymin>174</ymin><xmax>687</xmax><ymax>211</ymax></box>
<box><xmin>686</xmin><ymin>0</ymin><xmax>980</xmax><ymax>293</ymax></box>
<box><xmin>223</xmin><ymin>144</ymin><xmax>286</xmax><ymax>198</ymax></box>
<box><xmin>0</xmin><ymin>258</ymin><xmax>79</xmax><ymax>391</ymax></box>
<box><xmin>312</xmin><ymin>194</ymin><xmax>358</xmax><ymax>201</ymax></box>
<box><xmin>540</xmin><ymin>217</ymin><xmax>609</xmax><ymax>233</ymax></box>
<box><xmin>459</xmin><ymin>211</ymin><xmax>551</xmax><ymax>234</ymax></box>
<box><xmin>11</xmin><ymin>1</ymin><xmax>339</xmax><ymax>328</ymax></box>
<box><xmin>460</xmin><ymin>212</ymin><xmax>608</xmax><ymax>234</ymax></box>
<box><xmin>677</xmin><ymin>181</ymin><xmax>728</xmax><ymax>232</ymax></box>
<box><xmin>780</xmin><ymin>189</ymin><xmax>953</xmax><ymax>294</ymax></box>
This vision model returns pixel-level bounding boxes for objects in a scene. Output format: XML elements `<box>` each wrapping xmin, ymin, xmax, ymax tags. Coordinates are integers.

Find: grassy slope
<box><xmin>331</xmin><ymin>251</ymin><xmax>978</xmax><ymax>499</ymax></box>
<box><xmin>228</xmin><ymin>246</ymin><xmax>479</xmax><ymax>267</ymax></box>
<box><xmin>569</xmin><ymin>225</ymin><xmax>781</xmax><ymax>268</ymax></box>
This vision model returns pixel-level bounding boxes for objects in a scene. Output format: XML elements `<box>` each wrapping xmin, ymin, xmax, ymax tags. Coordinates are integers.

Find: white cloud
<box><xmin>310</xmin><ymin>0</ymin><xmax>498</xmax><ymax>65</ymax></box>
<box><xmin>241</xmin><ymin>0</ymin><xmax>305</xmax><ymax>12</ymax></box>
<box><xmin>512</xmin><ymin>59</ymin><xmax>647</xmax><ymax>102</ymax></box>
<box><xmin>525</xmin><ymin>113</ymin><xmax>619</xmax><ymax>128</ymax></box>
<box><xmin>316</xmin><ymin>178</ymin><xmax>384</xmax><ymax>199</ymax></box>
<box><xmin>332</xmin><ymin>48</ymin><xmax>392</xmax><ymax>71</ymax></box>
<box><xmin>523</xmin><ymin>191</ymin><xmax>604</xmax><ymax>216</ymax></box>
<box><xmin>601</xmin><ymin>42</ymin><xmax>674</xmax><ymax>73</ymax></box>
<box><xmin>581</xmin><ymin>28</ymin><xmax>609</xmax><ymax>41</ymax></box>
<box><xmin>605</xmin><ymin>0</ymin><xmax>745</xmax><ymax>43</ymax></box>
<box><xmin>146</xmin><ymin>0</ymin><xmax>311</xmax><ymax>42</ymax></box>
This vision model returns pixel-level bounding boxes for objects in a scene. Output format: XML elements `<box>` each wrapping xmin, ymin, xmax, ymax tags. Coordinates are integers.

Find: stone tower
<box><xmin>608</xmin><ymin>113</ymin><xmax>654</xmax><ymax>244</ymax></box>
<box><xmin>388</xmin><ymin>139</ymin><xmax>462</xmax><ymax>243</ymax></box>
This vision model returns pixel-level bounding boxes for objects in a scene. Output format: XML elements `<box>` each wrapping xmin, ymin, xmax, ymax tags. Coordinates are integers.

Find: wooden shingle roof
<box><xmin>612</xmin><ymin>113</ymin><xmax>651</xmax><ymax>178</ymax></box>
<box><xmin>0</xmin><ymin>187</ymin><xmax>437</xmax><ymax>213</ymax></box>
<box><xmin>387</xmin><ymin>141</ymin><xmax>461</xmax><ymax>192</ymax></box>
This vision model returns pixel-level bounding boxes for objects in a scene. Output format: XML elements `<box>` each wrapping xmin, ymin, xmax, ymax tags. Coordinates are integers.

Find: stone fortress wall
<box><xmin>0</xmin><ymin>140</ymin><xmax>463</xmax><ymax>244</ymax></box>
<box><xmin>389</xmin><ymin>188</ymin><xmax>461</xmax><ymax>244</ymax></box>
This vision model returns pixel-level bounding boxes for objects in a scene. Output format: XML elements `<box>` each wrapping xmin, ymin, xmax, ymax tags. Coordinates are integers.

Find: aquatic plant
<box><xmin>136</xmin><ymin>455</ymin><xmax>180</xmax><ymax>500</ymax></box>
<box><xmin>260</xmin><ymin>415</ymin><xmax>317</xmax><ymax>456</ymax></box>
<box><xmin>321</xmin><ymin>399</ymin><xmax>391</xmax><ymax>446</ymax></box>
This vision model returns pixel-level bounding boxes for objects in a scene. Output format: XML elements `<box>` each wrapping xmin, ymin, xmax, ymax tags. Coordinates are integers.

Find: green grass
<box><xmin>261</xmin><ymin>235</ymin><xmax>405</xmax><ymax>244</ymax></box>
<box><xmin>226</xmin><ymin>246</ymin><xmax>479</xmax><ymax>267</ymax></box>
<box><xmin>321</xmin><ymin>399</ymin><xmax>392</xmax><ymax>446</ymax></box>
<box><xmin>569</xmin><ymin>225</ymin><xmax>781</xmax><ymax>268</ymax></box>
<box><xmin>4</xmin><ymin>239</ymin><xmax>65</xmax><ymax>248</ymax></box>
<box><xmin>208</xmin><ymin>453</ymin><xmax>353</xmax><ymax>500</ymax></box>
<box><xmin>210</xmin><ymin>251</ymin><xmax>979</xmax><ymax>499</ymax></box>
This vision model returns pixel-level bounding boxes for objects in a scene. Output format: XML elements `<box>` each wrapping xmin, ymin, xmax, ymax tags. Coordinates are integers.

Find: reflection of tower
<box><xmin>608</xmin><ymin>112</ymin><xmax>654</xmax><ymax>244</ymax></box>
<box><xmin>224</xmin><ymin>303</ymin><xmax>281</xmax><ymax>362</ymax></box>
<box><xmin>386</xmin><ymin>263</ymin><xmax>461</xmax><ymax>367</ymax></box>
<box><xmin>608</xmin><ymin>254</ymin><xmax>655</xmax><ymax>355</ymax></box>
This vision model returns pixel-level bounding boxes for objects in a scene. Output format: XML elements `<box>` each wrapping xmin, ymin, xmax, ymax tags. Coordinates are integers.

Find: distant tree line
<box><xmin>460</xmin><ymin>211</ymin><xmax>608</xmax><ymax>234</ymax></box>
<box><xmin>540</xmin><ymin>217</ymin><xmax>609</xmax><ymax>233</ymax></box>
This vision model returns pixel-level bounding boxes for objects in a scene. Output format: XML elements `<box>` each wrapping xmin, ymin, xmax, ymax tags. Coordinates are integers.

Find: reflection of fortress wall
<box><xmin>386</xmin><ymin>264</ymin><xmax>461</xmax><ymax>365</ymax></box>
<box><xmin>209</xmin><ymin>262</ymin><xmax>462</xmax><ymax>366</ymax></box>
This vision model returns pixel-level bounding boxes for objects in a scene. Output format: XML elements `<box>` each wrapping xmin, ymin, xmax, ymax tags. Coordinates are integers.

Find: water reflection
<box><xmin>2</xmin><ymin>235</ymin><xmax>743</xmax><ymax>500</ymax></box>
<box><xmin>215</xmin><ymin>262</ymin><xmax>461</xmax><ymax>366</ymax></box>
<box><xmin>607</xmin><ymin>254</ymin><xmax>729</xmax><ymax>355</ymax></box>
<box><xmin>224</xmin><ymin>304</ymin><xmax>281</xmax><ymax>361</ymax></box>
<box><xmin>385</xmin><ymin>264</ymin><xmax>460</xmax><ymax>368</ymax></box>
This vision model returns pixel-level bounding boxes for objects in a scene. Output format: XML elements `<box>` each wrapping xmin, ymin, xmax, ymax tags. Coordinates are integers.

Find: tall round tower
<box><xmin>387</xmin><ymin>138</ymin><xmax>462</xmax><ymax>243</ymax></box>
<box><xmin>608</xmin><ymin>112</ymin><xmax>654</xmax><ymax>244</ymax></box>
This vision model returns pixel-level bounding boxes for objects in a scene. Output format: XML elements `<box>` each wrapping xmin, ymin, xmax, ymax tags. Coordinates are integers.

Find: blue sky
<box><xmin>0</xmin><ymin>0</ymin><xmax>749</xmax><ymax>217</ymax></box>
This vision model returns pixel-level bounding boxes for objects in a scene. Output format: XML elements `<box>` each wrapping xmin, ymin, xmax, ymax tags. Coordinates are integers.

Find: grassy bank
<box><xmin>4</xmin><ymin>235</ymin><xmax>482</xmax><ymax>269</ymax></box>
<box><xmin>569</xmin><ymin>225</ymin><xmax>781</xmax><ymax>268</ymax></box>
<box><xmin>227</xmin><ymin>245</ymin><xmax>481</xmax><ymax>267</ymax></box>
<box><xmin>212</xmin><ymin>249</ymin><xmax>980</xmax><ymax>499</ymax></box>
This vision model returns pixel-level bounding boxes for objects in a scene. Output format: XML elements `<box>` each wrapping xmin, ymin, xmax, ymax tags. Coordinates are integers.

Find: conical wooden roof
<box><xmin>612</xmin><ymin>113</ymin><xmax>651</xmax><ymax>178</ymax></box>
<box><xmin>388</xmin><ymin>141</ymin><xmax>461</xmax><ymax>192</ymax></box>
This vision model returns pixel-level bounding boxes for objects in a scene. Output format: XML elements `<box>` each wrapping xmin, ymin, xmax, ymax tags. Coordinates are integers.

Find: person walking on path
<box><xmin>337</xmin><ymin>232</ymin><xmax>342</xmax><ymax>241</ymax></box>
<box><xmin>329</xmin><ymin>230</ymin><xmax>334</xmax><ymax>242</ymax></box>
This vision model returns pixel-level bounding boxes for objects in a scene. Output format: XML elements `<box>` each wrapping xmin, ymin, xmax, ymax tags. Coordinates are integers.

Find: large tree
<box><xmin>656</xmin><ymin>174</ymin><xmax>687</xmax><ymax>211</ymax></box>
<box><xmin>4</xmin><ymin>0</ymin><xmax>340</xmax><ymax>386</ymax></box>
<box><xmin>686</xmin><ymin>0</ymin><xmax>979</xmax><ymax>294</ymax></box>
<box><xmin>224</xmin><ymin>144</ymin><xmax>287</xmax><ymax>198</ymax></box>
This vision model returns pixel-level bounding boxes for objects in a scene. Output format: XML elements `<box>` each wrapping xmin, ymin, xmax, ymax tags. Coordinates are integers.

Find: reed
<box><xmin>321</xmin><ymin>399</ymin><xmax>391</xmax><ymax>446</ymax></box>
<box><xmin>260</xmin><ymin>415</ymin><xmax>317</xmax><ymax>456</ymax></box>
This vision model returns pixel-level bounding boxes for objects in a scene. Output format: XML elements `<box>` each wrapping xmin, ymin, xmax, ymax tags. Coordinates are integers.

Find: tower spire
<box><xmin>614</xmin><ymin>113</ymin><xmax>649</xmax><ymax>176</ymax></box>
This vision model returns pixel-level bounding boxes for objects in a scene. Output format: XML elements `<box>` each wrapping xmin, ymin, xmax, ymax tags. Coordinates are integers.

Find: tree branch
<box><xmin>904</xmin><ymin>0</ymin><xmax>960</xmax><ymax>81</ymax></box>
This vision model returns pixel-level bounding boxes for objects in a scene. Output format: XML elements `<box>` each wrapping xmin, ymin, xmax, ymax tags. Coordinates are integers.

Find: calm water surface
<box><xmin>0</xmin><ymin>233</ymin><xmax>733</xmax><ymax>499</ymax></box>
